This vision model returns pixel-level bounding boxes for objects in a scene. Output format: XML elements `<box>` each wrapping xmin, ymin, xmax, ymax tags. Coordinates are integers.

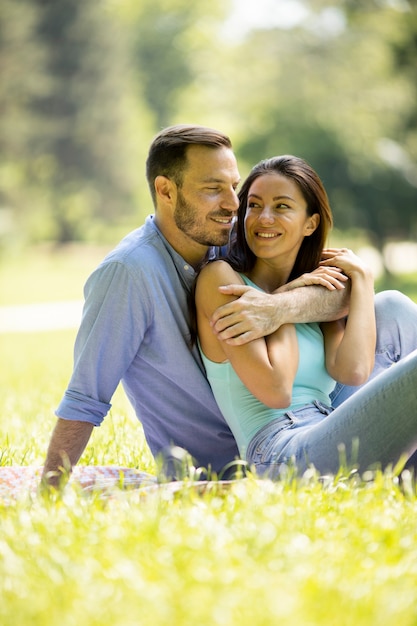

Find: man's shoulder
<box><xmin>102</xmin><ymin>219</ymin><xmax>167</xmax><ymax>270</ymax></box>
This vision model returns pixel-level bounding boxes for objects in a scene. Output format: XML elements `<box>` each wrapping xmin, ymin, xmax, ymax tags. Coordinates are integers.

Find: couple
<box><xmin>42</xmin><ymin>124</ymin><xmax>417</xmax><ymax>487</ymax></box>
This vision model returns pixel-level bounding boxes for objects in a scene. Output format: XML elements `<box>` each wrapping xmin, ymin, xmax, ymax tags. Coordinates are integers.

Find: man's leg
<box><xmin>331</xmin><ymin>290</ymin><xmax>417</xmax><ymax>407</ymax></box>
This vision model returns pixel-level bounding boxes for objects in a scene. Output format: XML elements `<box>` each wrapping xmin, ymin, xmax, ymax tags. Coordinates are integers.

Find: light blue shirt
<box><xmin>56</xmin><ymin>216</ymin><xmax>239</xmax><ymax>472</ymax></box>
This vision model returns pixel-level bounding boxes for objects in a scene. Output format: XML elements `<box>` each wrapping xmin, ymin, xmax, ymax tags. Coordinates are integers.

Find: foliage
<box><xmin>227</xmin><ymin>0</ymin><xmax>417</xmax><ymax>249</ymax></box>
<box><xmin>130</xmin><ymin>0</ymin><xmax>228</xmax><ymax>128</ymax></box>
<box><xmin>0</xmin><ymin>0</ymin><xmax>415</xmax><ymax>255</ymax></box>
<box><xmin>376</xmin><ymin>271</ymin><xmax>417</xmax><ymax>304</ymax></box>
<box><xmin>29</xmin><ymin>0</ymin><xmax>137</xmax><ymax>241</ymax></box>
<box><xmin>0</xmin><ymin>0</ymin><xmax>146</xmax><ymax>244</ymax></box>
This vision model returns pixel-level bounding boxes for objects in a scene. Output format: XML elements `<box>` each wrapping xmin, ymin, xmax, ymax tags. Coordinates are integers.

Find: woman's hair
<box><xmin>146</xmin><ymin>124</ymin><xmax>233</xmax><ymax>207</ymax></box>
<box><xmin>226</xmin><ymin>155</ymin><xmax>333</xmax><ymax>281</ymax></box>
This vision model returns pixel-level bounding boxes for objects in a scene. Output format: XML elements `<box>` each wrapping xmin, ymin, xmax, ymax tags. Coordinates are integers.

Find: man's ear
<box><xmin>154</xmin><ymin>175</ymin><xmax>177</xmax><ymax>206</ymax></box>
<box><xmin>304</xmin><ymin>213</ymin><xmax>320</xmax><ymax>237</ymax></box>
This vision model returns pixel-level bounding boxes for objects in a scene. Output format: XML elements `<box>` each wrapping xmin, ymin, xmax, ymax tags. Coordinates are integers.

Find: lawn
<box><xmin>1</xmin><ymin>246</ymin><xmax>417</xmax><ymax>625</ymax></box>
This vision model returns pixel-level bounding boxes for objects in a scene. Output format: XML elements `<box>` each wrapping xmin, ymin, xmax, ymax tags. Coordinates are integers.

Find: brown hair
<box><xmin>146</xmin><ymin>124</ymin><xmax>233</xmax><ymax>206</ymax></box>
<box><xmin>226</xmin><ymin>155</ymin><xmax>333</xmax><ymax>280</ymax></box>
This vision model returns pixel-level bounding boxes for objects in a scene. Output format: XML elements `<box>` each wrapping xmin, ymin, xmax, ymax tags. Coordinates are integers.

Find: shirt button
<box><xmin>184</xmin><ymin>264</ymin><xmax>190</xmax><ymax>270</ymax></box>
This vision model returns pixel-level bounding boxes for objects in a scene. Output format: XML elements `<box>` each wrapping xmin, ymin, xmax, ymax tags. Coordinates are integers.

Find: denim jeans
<box><xmin>246</xmin><ymin>290</ymin><xmax>417</xmax><ymax>478</ymax></box>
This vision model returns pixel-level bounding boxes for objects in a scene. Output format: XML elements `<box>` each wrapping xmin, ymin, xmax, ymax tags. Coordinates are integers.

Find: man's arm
<box><xmin>211</xmin><ymin>283</ymin><xmax>351</xmax><ymax>346</ymax></box>
<box><xmin>41</xmin><ymin>418</ymin><xmax>94</xmax><ymax>489</ymax></box>
<box><xmin>41</xmin><ymin>262</ymin><xmax>142</xmax><ymax>489</ymax></box>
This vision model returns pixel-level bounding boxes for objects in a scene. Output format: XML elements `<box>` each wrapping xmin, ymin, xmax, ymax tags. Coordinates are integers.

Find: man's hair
<box><xmin>146</xmin><ymin>124</ymin><xmax>233</xmax><ymax>206</ymax></box>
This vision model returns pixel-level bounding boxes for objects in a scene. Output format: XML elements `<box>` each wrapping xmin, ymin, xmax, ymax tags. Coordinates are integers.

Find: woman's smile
<box><xmin>255</xmin><ymin>230</ymin><xmax>282</xmax><ymax>239</ymax></box>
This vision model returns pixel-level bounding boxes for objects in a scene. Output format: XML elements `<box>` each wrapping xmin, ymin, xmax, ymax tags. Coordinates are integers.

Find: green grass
<box><xmin>1</xmin><ymin>330</ymin><xmax>154</xmax><ymax>471</ymax></box>
<box><xmin>1</xmin><ymin>246</ymin><xmax>417</xmax><ymax>625</ymax></box>
<box><xmin>2</xmin><ymin>470</ymin><xmax>417</xmax><ymax>626</ymax></box>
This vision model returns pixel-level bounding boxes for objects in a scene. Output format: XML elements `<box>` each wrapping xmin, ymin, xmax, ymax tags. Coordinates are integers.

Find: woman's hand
<box><xmin>276</xmin><ymin>265</ymin><xmax>349</xmax><ymax>293</ymax></box>
<box><xmin>320</xmin><ymin>247</ymin><xmax>376</xmax><ymax>386</ymax></box>
<box><xmin>319</xmin><ymin>248</ymin><xmax>373</xmax><ymax>281</ymax></box>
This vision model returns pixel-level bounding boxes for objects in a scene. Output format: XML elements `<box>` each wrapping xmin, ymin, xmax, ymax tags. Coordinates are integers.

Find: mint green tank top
<box><xmin>199</xmin><ymin>275</ymin><xmax>335</xmax><ymax>458</ymax></box>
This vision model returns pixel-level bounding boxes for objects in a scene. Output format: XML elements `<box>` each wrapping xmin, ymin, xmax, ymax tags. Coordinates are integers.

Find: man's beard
<box><xmin>174</xmin><ymin>191</ymin><xmax>232</xmax><ymax>247</ymax></box>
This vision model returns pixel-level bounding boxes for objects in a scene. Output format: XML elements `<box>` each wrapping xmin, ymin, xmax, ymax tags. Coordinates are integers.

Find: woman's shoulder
<box><xmin>195</xmin><ymin>261</ymin><xmax>245</xmax><ymax>310</ymax></box>
<box><xmin>198</xmin><ymin>259</ymin><xmax>242</xmax><ymax>283</ymax></box>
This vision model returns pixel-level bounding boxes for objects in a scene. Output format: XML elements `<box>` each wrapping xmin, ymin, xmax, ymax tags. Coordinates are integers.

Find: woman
<box><xmin>195</xmin><ymin>155</ymin><xmax>417</xmax><ymax>478</ymax></box>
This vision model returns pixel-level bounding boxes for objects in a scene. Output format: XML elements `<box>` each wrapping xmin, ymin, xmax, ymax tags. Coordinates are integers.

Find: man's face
<box><xmin>173</xmin><ymin>145</ymin><xmax>240</xmax><ymax>247</ymax></box>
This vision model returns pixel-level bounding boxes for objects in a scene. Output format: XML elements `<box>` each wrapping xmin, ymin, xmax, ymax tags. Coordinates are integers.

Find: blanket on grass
<box><xmin>0</xmin><ymin>466</ymin><xmax>157</xmax><ymax>504</ymax></box>
<box><xmin>0</xmin><ymin>466</ymin><xmax>242</xmax><ymax>504</ymax></box>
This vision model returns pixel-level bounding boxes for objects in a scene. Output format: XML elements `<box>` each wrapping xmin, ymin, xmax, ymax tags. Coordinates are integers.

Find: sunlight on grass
<box><xmin>1</xmin><ymin>473</ymin><xmax>417</xmax><ymax>625</ymax></box>
<box><xmin>1</xmin><ymin>331</ymin><xmax>155</xmax><ymax>472</ymax></box>
<box><xmin>2</xmin><ymin>334</ymin><xmax>417</xmax><ymax>625</ymax></box>
<box><xmin>1</xmin><ymin>247</ymin><xmax>417</xmax><ymax>625</ymax></box>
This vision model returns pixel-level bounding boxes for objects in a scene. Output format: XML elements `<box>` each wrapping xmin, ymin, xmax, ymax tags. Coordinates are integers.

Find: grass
<box><xmin>0</xmin><ymin>243</ymin><xmax>112</xmax><ymax>305</ymax></box>
<box><xmin>1</xmin><ymin>330</ymin><xmax>153</xmax><ymax>471</ymax></box>
<box><xmin>2</xmin><ymin>471</ymin><xmax>417</xmax><ymax>626</ymax></box>
<box><xmin>1</xmin><ymin>246</ymin><xmax>417</xmax><ymax>625</ymax></box>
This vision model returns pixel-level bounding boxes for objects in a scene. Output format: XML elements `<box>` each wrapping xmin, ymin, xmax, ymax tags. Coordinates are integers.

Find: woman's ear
<box><xmin>304</xmin><ymin>213</ymin><xmax>320</xmax><ymax>237</ymax></box>
<box><xmin>154</xmin><ymin>175</ymin><xmax>177</xmax><ymax>207</ymax></box>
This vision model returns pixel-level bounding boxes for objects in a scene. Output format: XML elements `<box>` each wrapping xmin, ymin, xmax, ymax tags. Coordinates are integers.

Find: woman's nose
<box><xmin>259</xmin><ymin>206</ymin><xmax>275</xmax><ymax>223</ymax></box>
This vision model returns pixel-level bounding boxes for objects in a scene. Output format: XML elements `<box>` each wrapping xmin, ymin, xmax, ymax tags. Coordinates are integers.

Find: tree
<box><xmin>30</xmin><ymin>0</ymin><xmax>142</xmax><ymax>242</ymax></box>
<box><xmin>214</xmin><ymin>0</ymin><xmax>417</xmax><ymax>251</ymax></box>
<box><xmin>130</xmin><ymin>0</ymin><xmax>228</xmax><ymax>129</ymax></box>
<box><xmin>0</xmin><ymin>0</ymin><xmax>145</xmax><ymax>244</ymax></box>
<box><xmin>0</xmin><ymin>0</ymin><xmax>45</xmax><ymax>244</ymax></box>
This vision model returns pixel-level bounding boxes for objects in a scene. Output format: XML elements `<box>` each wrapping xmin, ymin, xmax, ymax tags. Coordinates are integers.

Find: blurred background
<box><xmin>1</xmin><ymin>0</ymin><xmax>416</xmax><ymax>318</ymax></box>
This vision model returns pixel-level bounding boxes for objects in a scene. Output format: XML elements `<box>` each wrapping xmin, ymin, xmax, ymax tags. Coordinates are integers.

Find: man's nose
<box><xmin>222</xmin><ymin>188</ymin><xmax>239</xmax><ymax>211</ymax></box>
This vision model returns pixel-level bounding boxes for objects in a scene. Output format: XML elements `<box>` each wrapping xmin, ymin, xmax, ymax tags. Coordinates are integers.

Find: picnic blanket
<box><xmin>0</xmin><ymin>466</ymin><xmax>157</xmax><ymax>504</ymax></box>
<box><xmin>0</xmin><ymin>466</ymin><xmax>244</xmax><ymax>504</ymax></box>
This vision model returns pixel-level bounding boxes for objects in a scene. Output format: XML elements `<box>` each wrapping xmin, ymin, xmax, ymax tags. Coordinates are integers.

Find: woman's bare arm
<box><xmin>196</xmin><ymin>261</ymin><xmax>298</xmax><ymax>408</ymax></box>
<box><xmin>321</xmin><ymin>249</ymin><xmax>376</xmax><ymax>386</ymax></box>
<box><xmin>211</xmin><ymin>281</ymin><xmax>350</xmax><ymax>346</ymax></box>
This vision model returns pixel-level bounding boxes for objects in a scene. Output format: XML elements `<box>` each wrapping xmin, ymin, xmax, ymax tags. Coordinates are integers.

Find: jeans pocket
<box><xmin>252</xmin><ymin>414</ymin><xmax>294</xmax><ymax>464</ymax></box>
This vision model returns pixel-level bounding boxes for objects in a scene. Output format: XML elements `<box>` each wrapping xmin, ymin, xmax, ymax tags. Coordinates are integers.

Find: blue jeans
<box><xmin>246</xmin><ymin>290</ymin><xmax>417</xmax><ymax>478</ymax></box>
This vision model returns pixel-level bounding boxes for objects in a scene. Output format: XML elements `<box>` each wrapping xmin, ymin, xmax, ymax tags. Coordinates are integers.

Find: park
<box><xmin>1</xmin><ymin>1</ymin><xmax>417</xmax><ymax>624</ymax></box>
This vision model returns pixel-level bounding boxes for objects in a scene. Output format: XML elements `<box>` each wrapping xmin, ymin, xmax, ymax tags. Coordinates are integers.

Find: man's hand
<box><xmin>211</xmin><ymin>285</ymin><xmax>282</xmax><ymax>344</ymax></box>
<box><xmin>211</xmin><ymin>280</ymin><xmax>350</xmax><ymax>346</ymax></box>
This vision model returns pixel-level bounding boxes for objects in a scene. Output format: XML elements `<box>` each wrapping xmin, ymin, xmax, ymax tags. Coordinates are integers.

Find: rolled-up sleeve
<box><xmin>56</xmin><ymin>390</ymin><xmax>111</xmax><ymax>426</ymax></box>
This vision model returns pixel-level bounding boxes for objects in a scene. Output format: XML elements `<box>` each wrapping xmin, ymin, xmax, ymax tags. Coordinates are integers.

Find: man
<box><xmin>42</xmin><ymin>125</ymin><xmax>417</xmax><ymax>486</ymax></box>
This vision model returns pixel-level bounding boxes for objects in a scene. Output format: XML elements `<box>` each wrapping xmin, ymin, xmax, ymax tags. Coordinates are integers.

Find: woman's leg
<box><xmin>331</xmin><ymin>290</ymin><xmax>417</xmax><ymax>407</ymax></box>
<box><xmin>282</xmin><ymin>348</ymin><xmax>417</xmax><ymax>475</ymax></box>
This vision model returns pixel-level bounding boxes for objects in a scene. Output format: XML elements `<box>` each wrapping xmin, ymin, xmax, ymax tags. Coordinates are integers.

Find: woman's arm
<box><xmin>210</xmin><ymin>279</ymin><xmax>350</xmax><ymax>346</ymax></box>
<box><xmin>320</xmin><ymin>248</ymin><xmax>376</xmax><ymax>386</ymax></box>
<box><xmin>196</xmin><ymin>261</ymin><xmax>298</xmax><ymax>408</ymax></box>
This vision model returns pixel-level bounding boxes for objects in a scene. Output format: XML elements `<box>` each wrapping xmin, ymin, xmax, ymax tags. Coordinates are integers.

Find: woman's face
<box><xmin>244</xmin><ymin>172</ymin><xmax>319</xmax><ymax>264</ymax></box>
